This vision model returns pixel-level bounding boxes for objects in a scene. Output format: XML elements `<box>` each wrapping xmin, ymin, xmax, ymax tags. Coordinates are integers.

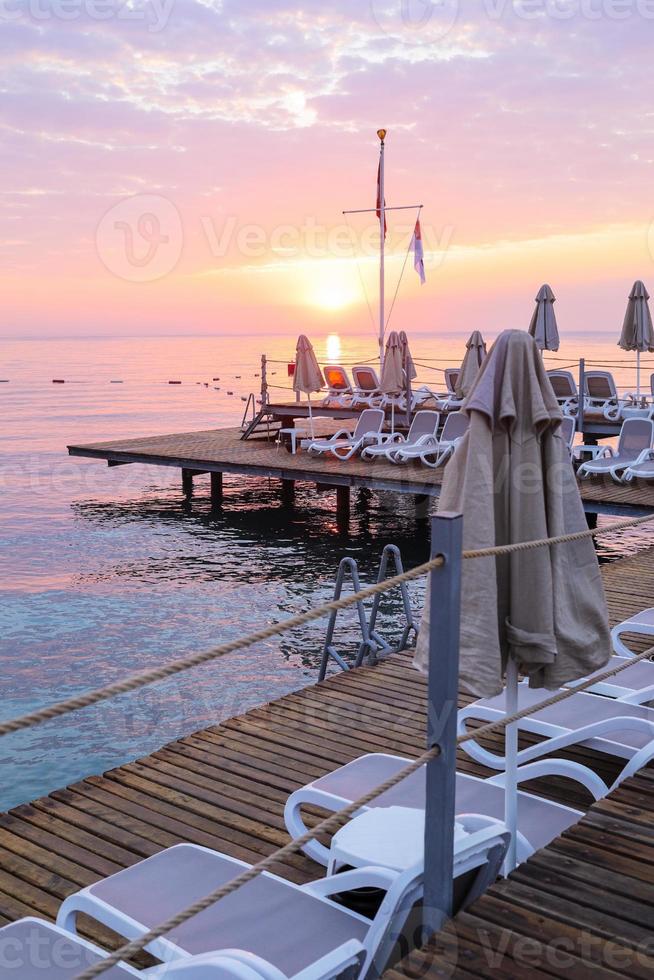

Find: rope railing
<box><xmin>75</xmin><ymin>632</ymin><xmax>654</xmax><ymax>979</ymax></box>
<box><xmin>4</xmin><ymin>513</ymin><xmax>654</xmax><ymax>741</ymax></box>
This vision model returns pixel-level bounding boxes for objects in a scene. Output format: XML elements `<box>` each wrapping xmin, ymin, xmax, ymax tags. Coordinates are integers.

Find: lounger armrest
<box><xmin>619</xmin><ymin>684</ymin><xmax>654</xmax><ymax>705</ymax></box>
<box><xmin>303</xmin><ymin>865</ymin><xmax>400</xmax><ymax>898</ymax></box>
<box><xmin>150</xmin><ymin>949</ymin><xmax>289</xmax><ymax>980</ymax></box>
<box><xmin>292</xmin><ymin>941</ymin><xmax>366</xmax><ymax>980</ymax></box>
<box><xmin>632</xmin><ymin>448</ymin><xmax>654</xmax><ymax>465</ymax></box>
<box><xmin>487</xmin><ymin>759</ymin><xmax>609</xmax><ymax>800</ymax></box>
<box><xmin>330</xmin><ymin>428</ymin><xmax>353</xmax><ymax>441</ymax></box>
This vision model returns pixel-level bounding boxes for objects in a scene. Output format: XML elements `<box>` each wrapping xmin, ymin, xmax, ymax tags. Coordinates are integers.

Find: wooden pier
<box><xmin>0</xmin><ymin>548</ymin><xmax>654</xmax><ymax>969</ymax></box>
<box><xmin>68</xmin><ymin>422</ymin><xmax>654</xmax><ymax>517</ymax></box>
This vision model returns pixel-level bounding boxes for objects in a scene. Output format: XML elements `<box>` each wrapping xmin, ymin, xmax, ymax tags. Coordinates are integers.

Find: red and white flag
<box><xmin>376</xmin><ymin>160</ymin><xmax>387</xmax><ymax>239</ymax></box>
<box><xmin>412</xmin><ymin>219</ymin><xmax>425</xmax><ymax>284</ymax></box>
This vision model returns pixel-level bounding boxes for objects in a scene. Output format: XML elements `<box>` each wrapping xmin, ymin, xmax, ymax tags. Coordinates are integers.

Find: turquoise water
<box><xmin>1</xmin><ymin>332</ymin><xmax>653</xmax><ymax>810</ymax></box>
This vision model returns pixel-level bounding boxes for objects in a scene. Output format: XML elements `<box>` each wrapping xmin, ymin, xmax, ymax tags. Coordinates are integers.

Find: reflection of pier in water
<box><xmin>69</xmin><ymin>419</ymin><xmax>654</xmax><ymax>519</ymax></box>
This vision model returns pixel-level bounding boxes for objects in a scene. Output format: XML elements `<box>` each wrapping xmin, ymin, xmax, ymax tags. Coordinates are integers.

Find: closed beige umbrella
<box><xmin>618</xmin><ymin>280</ymin><xmax>654</xmax><ymax>401</ymax></box>
<box><xmin>380</xmin><ymin>331</ymin><xmax>404</xmax><ymax>433</ymax></box>
<box><xmin>455</xmin><ymin>330</ymin><xmax>486</xmax><ymax>400</ymax></box>
<box><xmin>293</xmin><ymin>335</ymin><xmax>324</xmax><ymax>438</ymax></box>
<box><xmin>528</xmin><ymin>284</ymin><xmax>559</xmax><ymax>352</ymax></box>
<box><xmin>415</xmin><ymin>330</ymin><xmax>611</xmax><ymax>871</ymax></box>
<box><xmin>399</xmin><ymin>331</ymin><xmax>417</xmax><ymax>381</ymax></box>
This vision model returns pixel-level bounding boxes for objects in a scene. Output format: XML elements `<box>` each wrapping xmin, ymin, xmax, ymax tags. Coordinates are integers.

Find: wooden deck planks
<box><xmin>0</xmin><ymin>548</ymin><xmax>653</xmax><ymax>967</ymax></box>
<box><xmin>68</xmin><ymin>424</ymin><xmax>654</xmax><ymax>511</ymax></box>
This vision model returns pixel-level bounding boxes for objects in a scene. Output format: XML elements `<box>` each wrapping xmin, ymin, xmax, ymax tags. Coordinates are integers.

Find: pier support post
<box><xmin>281</xmin><ymin>479</ymin><xmax>295</xmax><ymax>506</ymax></box>
<box><xmin>182</xmin><ymin>469</ymin><xmax>194</xmax><ymax>497</ymax></box>
<box><xmin>210</xmin><ymin>471</ymin><xmax>223</xmax><ymax>506</ymax></box>
<box><xmin>423</xmin><ymin>512</ymin><xmax>463</xmax><ymax>939</ymax></box>
<box><xmin>586</xmin><ymin>511</ymin><xmax>598</xmax><ymax>530</ymax></box>
<box><xmin>336</xmin><ymin>485</ymin><xmax>350</xmax><ymax>515</ymax></box>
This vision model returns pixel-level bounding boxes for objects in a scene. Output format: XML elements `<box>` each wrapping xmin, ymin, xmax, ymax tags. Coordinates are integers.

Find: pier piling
<box><xmin>182</xmin><ymin>469</ymin><xmax>194</xmax><ymax>497</ymax></box>
<box><xmin>210</xmin><ymin>471</ymin><xmax>223</xmax><ymax>506</ymax></box>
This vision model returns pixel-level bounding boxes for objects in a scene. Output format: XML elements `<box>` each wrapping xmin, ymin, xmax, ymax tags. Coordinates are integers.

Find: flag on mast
<box><xmin>412</xmin><ymin>218</ymin><xmax>425</xmax><ymax>284</ymax></box>
<box><xmin>376</xmin><ymin>160</ymin><xmax>387</xmax><ymax>239</ymax></box>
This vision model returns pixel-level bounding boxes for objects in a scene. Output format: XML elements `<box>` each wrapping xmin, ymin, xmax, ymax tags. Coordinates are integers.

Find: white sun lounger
<box><xmin>56</xmin><ymin>830</ymin><xmax>506</xmax><ymax>980</ymax></box>
<box><xmin>457</xmin><ymin>688</ymin><xmax>654</xmax><ymax>796</ymax></box>
<box><xmin>307</xmin><ymin>409</ymin><xmax>385</xmax><ymax>460</ymax></box>
<box><xmin>584</xmin><ymin>370</ymin><xmax>620</xmax><ymax>421</ymax></box>
<box><xmin>361</xmin><ymin>410</ymin><xmax>440</xmax><ymax>462</ymax></box>
<box><xmin>351</xmin><ymin>366</ymin><xmax>383</xmax><ymax>407</ymax></box>
<box><xmin>547</xmin><ymin>370</ymin><xmax>579</xmax><ymax>417</ymax></box>
<box><xmin>620</xmin><ymin>448</ymin><xmax>654</xmax><ymax>482</ymax></box>
<box><xmin>0</xmin><ymin>917</ymin><xmax>304</xmax><ymax>980</ymax></box>
<box><xmin>394</xmin><ymin>411</ymin><xmax>469</xmax><ymax>468</ymax></box>
<box><xmin>283</xmin><ymin>754</ymin><xmax>582</xmax><ymax>868</ymax></box>
<box><xmin>321</xmin><ymin>365</ymin><xmax>353</xmax><ymax>408</ymax></box>
<box><xmin>434</xmin><ymin>368</ymin><xmax>464</xmax><ymax>410</ymax></box>
<box><xmin>564</xmin><ymin>654</ymin><xmax>654</xmax><ymax>704</ymax></box>
<box><xmin>612</xmin><ymin>608</ymin><xmax>654</xmax><ymax>658</ymax></box>
<box><xmin>576</xmin><ymin>417</ymin><xmax>654</xmax><ymax>480</ymax></box>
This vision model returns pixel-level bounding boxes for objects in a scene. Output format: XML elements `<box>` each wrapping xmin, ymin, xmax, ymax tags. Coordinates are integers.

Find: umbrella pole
<box><xmin>308</xmin><ymin>393</ymin><xmax>314</xmax><ymax>439</ymax></box>
<box><xmin>637</xmin><ymin>350</ymin><xmax>641</xmax><ymax>403</ymax></box>
<box><xmin>503</xmin><ymin>658</ymin><xmax>519</xmax><ymax>874</ymax></box>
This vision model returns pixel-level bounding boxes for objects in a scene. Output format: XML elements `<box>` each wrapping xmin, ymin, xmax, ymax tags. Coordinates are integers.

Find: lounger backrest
<box><xmin>444</xmin><ymin>368</ymin><xmax>460</xmax><ymax>394</ymax></box>
<box><xmin>618</xmin><ymin>417</ymin><xmax>654</xmax><ymax>455</ymax></box>
<box><xmin>323</xmin><ymin>365</ymin><xmax>351</xmax><ymax>393</ymax></box>
<box><xmin>352</xmin><ymin>366</ymin><xmax>380</xmax><ymax>393</ymax></box>
<box><xmin>353</xmin><ymin>408</ymin><xmax>385</xmax><ymax>438</ymax></box>
<box><xmin>548</xmin><ymin>370</ymin><xmax>577</xmax><ymax>399</ymax></box>
<box><xmin>651</xmin><ymin>373</ymin><xmax>654</xmax><ymax>399</ymax></box>
<box><xmin>585</xmin><ymin>371</ymin><xmax>616</xmax><ymax>400</ymax></box>
<box><xmin>441</xmin><ymin>411</ymin><xmax>469</xmax><ymax>442</ymax></box>
<box><xmin>408</xmin><ymin>410</ymin><xmax>440</xmax><ymax>441</ymax></box>
<box><xmin>559</xmin><ymin>416</ymin><xmax>576</xmax><ymax>448</ymax></box>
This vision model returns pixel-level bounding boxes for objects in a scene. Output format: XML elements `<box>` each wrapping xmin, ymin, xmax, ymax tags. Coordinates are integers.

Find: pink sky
<box><xmin>2</xmin><ymin>0</ymin><xmax>654</xmax><ymax>338</ymax></box>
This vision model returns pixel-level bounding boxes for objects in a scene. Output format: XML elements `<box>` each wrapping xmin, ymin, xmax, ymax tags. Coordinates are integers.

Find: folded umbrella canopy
<box><xmin>528</xmin><ymin>284</ymin><xmax>559</xmax><ymax>352</ymax></box>
<box><xmin>399</xmin><ymin>331</ymin><xmax>417</xmax><ymax>382</ymax></box>
<box><xmin>380</xmin><ymin>330</ymin><xmax>404</xmax><ymax>434</ymax></box>
<box><xmin>618</xmin><ymin>280</ymin><xmax>654</xmax><ymax>402</ymax></box>
<box><xmin>455</xmin><ymin>330</ymin><xmax>486</xmax><ymax>400</ymax></box>
<box><xmin>293</xmin><ymin>335</ymin><xmax>324</xmax><ymax>438</ymax></box>
<box><xmin>415</xmin><ymin>329</ymin><xmax>610</xmax><ymax>870</ymax></box>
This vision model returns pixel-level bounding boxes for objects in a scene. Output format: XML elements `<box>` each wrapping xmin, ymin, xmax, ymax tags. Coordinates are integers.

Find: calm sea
<box><xmin>2</xmin><ymin>332</ymin><xmax>654</xmax><ymax>810</ymax></box>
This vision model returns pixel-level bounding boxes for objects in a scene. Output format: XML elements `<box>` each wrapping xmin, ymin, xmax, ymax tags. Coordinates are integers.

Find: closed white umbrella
<box><xmin>528</xmin><ymin>284</ymin><xmax>559</xmax><ymax>352</ymax></box>
<box><xmin>415</xmin><ymin>330</ymin><xmax>610</xmax><ymax>871</ymax></box>
<box><xmin>455</xmin><ymin>330</ymin><xmax>486</xmax><ymax>400</ymax></box>
<box><xmin>380</xmin><ymin>331</ymin><xmax>404</xmax><ymax>434</ymax></box>
<box><xmin>618</xmin><ymin>280</ymin><xmax>654</xmax><ymax>402</ymax></box>
<box><xmin>293</xmin><ymin>335</ymin><xmax>324</xmax><ymax>438</ymax></box>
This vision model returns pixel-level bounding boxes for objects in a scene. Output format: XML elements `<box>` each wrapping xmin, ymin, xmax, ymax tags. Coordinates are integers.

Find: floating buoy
<box><xmin>213</xmin><ymin>386</ymin><xmax>220</xmax><ymax>390</ymax></box>
<box><xmin>168</xmin><ymin>380</ymin><xmax>182</xmax><ymax>385</ymax></box>
<box><xmin>254</xmin><ymin>373</ymin><xmax>259</xmax><ymax>377</ymax></box>
<box><xmin>52</xmin><ymin>379</ymin><xmax>65</xmax><ymax>384</ymax></box>
<box><xmin>235</xmin><ymin>375</ymin><xmax>241</xmax><ymax>379</ymax></box>
<box><xmin>213</xmin><ymin>377</ymin><xmax>220</xmax><ymax>381</ymax></box>
<box><xmin>0</xmin><ymin>379</ymin><xmax>9</xmax><ymax>383</ymax></box>
<box><xmin>110</xmin><ymin>380</ymin><xmax>123</xmax><ymax>384</ymax></box>
<box><xmin>271</xmin><ymin>371</ymin><xmax>277</xmax><ymax>375</ymax></box>
<box><xmin>227</xmin><ymin>391</ymin><xmax>234</xmax><ymax>395</ymax></box>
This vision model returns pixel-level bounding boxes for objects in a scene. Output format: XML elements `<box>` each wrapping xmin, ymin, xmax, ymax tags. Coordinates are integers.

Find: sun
<box><xmin>303</xmin><ymin>263</ymin><xmax>361</xmax><ymax>311</ymax></box>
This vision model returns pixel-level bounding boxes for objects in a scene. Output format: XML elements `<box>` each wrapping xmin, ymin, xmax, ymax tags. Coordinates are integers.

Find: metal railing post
<box><xmin>261</xmin><ymin>354</ymin><xmax>268</xmax><ymax>406</ymax></box>
<box><xmin>578</xmin><ymin>357</ymin><xmax>585</xmax><ymax>434</ymax></box>
<box><xmin>423</xmin><ymin>511</ymin><xmax>463</xmax><ymax>939</ymax></box>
